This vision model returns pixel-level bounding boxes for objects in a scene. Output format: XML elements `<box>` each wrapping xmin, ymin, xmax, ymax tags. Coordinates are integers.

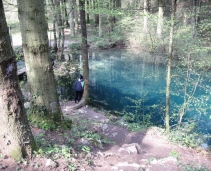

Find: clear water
<box><xmin>60</xmin><ymin>49</ymin><xmax>211</xmax><ymax>145</ymax></box>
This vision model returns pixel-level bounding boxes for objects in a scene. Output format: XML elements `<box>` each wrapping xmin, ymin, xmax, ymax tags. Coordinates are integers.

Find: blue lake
<box><xmin>60</xmin><ymin>49</ymin><xmax>211</xmax><ymax>145</ymax></box>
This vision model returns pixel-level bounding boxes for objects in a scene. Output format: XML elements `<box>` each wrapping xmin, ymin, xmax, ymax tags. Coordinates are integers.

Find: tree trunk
<box><xmin>75</xmin><ymin>0</ymin><xmax>80</xmax><ymax>33</ymax></box>
<box><xmin>107</xmin><ymin>0</ymin><xmax>116</xmax><ymax>32</ymax></box>
<box><xmin>99</xmin><ymin>13</ymin><xmax>102</xmax><ymax>37</ymax></box>
<box><xmin>157</xmin><ymin>0</ymin><xmax>164</xmax><ymax>36</ymax></box>
<box><xmin>165</xmin><ymin>0</ymin><xmax>177</xmax><ymax>133</ymax></box>
<box><xmin>0</xmin><ymin>0</ymin><xmax>36</xmax><ymax>159</ymax></box>
<box><xmin>94</xmin><ymin>0</ymin><xmax>99</xmax><ymax>26</ymax></box>
<box><xmin>54</xmin><ymin>0</ymin><xmax>63</xmax><ymax>56</ymax></box>
<box><xmin>74</xmin><ymin>0</ymin><xmax>89</xmax><ymax>109</ymax></box>
<box><xmin>67</xmin><ymin>0</ymin><xmax>76</xmax><ymax>37</ymax></box>
<box><xmin>53</xmin><ymin>20</ymin><xmax>58</xmax><ymax>52</ymax></box>
<box><xmin>17</xmin><ymin>0</ymin><xmax>62</xmax><ymax>125</ymax></box>
<box><xmin>58</xmin><ymin>0</ymin><xmax>65</xmax><ymax>61</ymax></box>
<box><xmin>86</xmin><ymin>0</ymin><xmax>90</xmax><ymax>23</ymax></box>
<box><xmin>64</xmin><ymin>0</ymin><xmax>70</xmax><ymax>27</ymax></box>
<box><xmin>49</xmin><ymin>0</ymin><xmax>58</xmax><ymax>52</ymax></box>
<box><xmin>143</xmin><ymin>0</ymin><xmax>149</xmax><ymax>32</ymax></box>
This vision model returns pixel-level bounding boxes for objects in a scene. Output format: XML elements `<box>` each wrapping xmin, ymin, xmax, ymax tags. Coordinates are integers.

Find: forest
<box><xmin>1</xmin><ymin>0</ymin><xmax>211</xmax><ymax>170</ymax></box>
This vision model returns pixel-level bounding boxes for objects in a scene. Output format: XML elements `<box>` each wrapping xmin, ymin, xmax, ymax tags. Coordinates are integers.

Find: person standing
<box><xmin>74</xmin><ymin>74</ymin><xmax>84</xmax><ymax>103</ymax></box>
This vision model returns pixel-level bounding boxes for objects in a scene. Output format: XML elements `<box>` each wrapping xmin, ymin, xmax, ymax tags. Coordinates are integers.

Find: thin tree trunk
<box><xmin>107</xmin><ymin>0</ymin><xmax>115</xmax><ymax>32</ymax></box>
<box><xmin>143</xmin><ymin>0</ymin><xmax>149</xmax><ymax>32</ymax></box>
<box><xmin>74</xmin><ymin>0</ymin><xmax>89</xmax><ymax>109</ymax></box>
<box><xmin>64</xmin><ymin>0</ymin><xmax>70</xmax><ymax>27</ymax></box>
<box><xmin>165</xmin><ymin>0</ymin><xmax>177</xmax><ymax>133</ymax></box>
<box><xmin>86</xmin><ymin>0</ymin><xmax>90</xmax><ymax>23</ymax></box>
<box><xmin>99</xmin><ymin>13</ymin><xmax>102</xmax><ymax>37</ymax></box>
<box><xmin>53</xmin><ymin>21</ymin><xmax>58</xmax><ymax>52</ymax></box>
<box><xmin>75</xmin><ymin>0</ymin><xmax>80</xmax><ymax>33</ymax></box>
<box><xmin>58</xmin><ymin>0</ymin><xmax>65</xmax><ymax>60</ymax></box>
<box><xmin>17</xmin><ymin>0</ymin><xmax>62</xmax><ymax>124</ymax></box>
<box><xmin>157</xmin><ymin>0</ymin><xmax>164</xmax><ymax>36</ymax></box>
<box><xmin>49</xmin><ymin>0</ymin><xmax>58</xmax><ymax>52</ymax></box>
<box><xmin>94</xmin><ymin>0</ymin><xmax>99</xmax><ymax>27</ymax></box>
<box><xmin>67</xmin><ymin>0</ymin><xmax>76</xmax><ymax>37</ymax></box>
<box><xmin>54</xmin><ymin>0</ymin><xmax>63</xmax><ymax>55</ymax></box>
<box><xmin>0</xmin><ymin>0</ymin><xmax>36</xmax><ymax>159</ymax></box>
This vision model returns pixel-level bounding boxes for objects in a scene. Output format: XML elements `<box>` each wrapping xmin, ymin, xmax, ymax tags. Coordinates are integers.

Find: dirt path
<box><xmin>61</xmin><ymin>101</ymin><xmax>211</xmax><ymax>171</ymax></box>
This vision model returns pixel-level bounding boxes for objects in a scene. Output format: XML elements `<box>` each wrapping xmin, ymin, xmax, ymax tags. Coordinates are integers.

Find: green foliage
<box><xmin>169</xmin><ymin>123</ymin><xmax>199</xmax><ymax>148</ymax></box>
<box><xmin>10</xmin><ymin>147</ymin><xmax>22</xmax><ymax>161</ymax></box>
<box><xmin>124</xmin><ymin>97</ymin><xmax>153</xmax><ymax>129</ymax></box>
<box><xmin>81</xmin><ymin>145</ymin><xmax>90</xmax><ymax>153</ymax></box>
<box><xmin>19</xmin><ymin>80</ymin><xmax>27</xmax><ymax>88</ymax></box>
<box><xmin>28</xmin><ymin>100</ymin><xmax>63</xmax><ymax>130</ymax></box>
<box><xmin>169</xmin><ymin>150</ymin><xmax>180</xmax><ymax>160</ymax></box>
<box><xmin>34</xmin><ymin>133</ymin><xmax>72</xmax><ymax>159</ymax></box>
<box><xmin>28</xmin><ymin>112</ymin><xmax>57</xmax><ymax>131</ymax></box>
<box><xmin>69</xmin><ymin>42</ymin><xmax>82</xmax><ymax>54</ymax></box>
<box><xmin>126</xmin><ymin>123</ymin><xmax>145</xmax><ymax>132</ymax></box>
<box><xmin>61</xmin><ymin>117</ymin><xmax>72</xmax><ymax>130</ymax></box>
<box><xmin>68</xmin><ymin>163</ymin><xmax>77</xmax><ymax>171</ymax></box>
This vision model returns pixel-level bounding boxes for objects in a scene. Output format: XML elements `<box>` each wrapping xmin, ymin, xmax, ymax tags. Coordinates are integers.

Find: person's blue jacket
<box><xmin>74</xmin><ymin>79</ymin><xmax>84</xmax><ymax>91</ymax></box>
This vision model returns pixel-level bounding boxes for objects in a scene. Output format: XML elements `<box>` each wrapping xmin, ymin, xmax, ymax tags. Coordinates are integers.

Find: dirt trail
<box><xmin>61</xmin><ymin>101</ymin><xmax>211</xmax><ymax>171</ymax></box>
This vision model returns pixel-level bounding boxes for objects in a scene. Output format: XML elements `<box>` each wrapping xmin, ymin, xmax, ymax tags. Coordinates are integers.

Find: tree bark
<box><xmin>86</xmin><ymin>0</ymin><xmax>90</xmax><ymax>23</ymax></box>
<box><xmin>58</xmin><ymin>0</ymin><xmax>65</xmax><ymax>61</ymax></box>
<box><xmin>67</xmin><ymin>0</ymin><xmax>76</xmax><ymax>37</ymax></box>
<box><xmin>157</xmin><ymin>0</ymin><xmax>164</xmax><ymax>36</ymax></box>
<box><xmin>49</xmin><ymin>0</ymin><xmax>58</xmax><ymax>52</ymax></box>
<box><xmin>143</xmin><ymin>0</ymin><xmax>150</xmax><ymax>32</ymax></box>
<box><xmin>53</xmin><ymin>20</ymin><xmax>58</xmax><ymax>52</ymax></box>
<box><xmin>0</xmin><ymin>0</ymin><xmax>36</xmax><ymax>159</ymax></box>
<box><xmin>99</xmin><ymin>13</ymin><xmax>102</xmax><ymax>37</ymax></box>
<box><xmin>64</xmin><ymin>0</ymin><xmax>70</xmax><ymax>27</ymax></box>
<box><xmin>165</xmin><ymin>0</ymin><xmax>177</xmax><ymax>133</ymax></box>
<box><xmin>17</xmin><ymin>0</ymin><xmax>62</xmax><ymax>124</ymax></box>
<box><xmin>93</xmin><ymin>0</ymin><xmax>99</xmax><ymax>26</ymax></box>
<box><xmin>74</xmin><ymin>0</ymin><xmax>89</xmax><ymax>109</ymax></box>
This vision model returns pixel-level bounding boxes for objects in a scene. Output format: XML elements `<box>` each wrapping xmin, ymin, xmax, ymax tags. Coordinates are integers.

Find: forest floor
<box><xmin>1</xmin><ymin>101</ymin><xmax>211</xmax><ymax>171</ymax></box>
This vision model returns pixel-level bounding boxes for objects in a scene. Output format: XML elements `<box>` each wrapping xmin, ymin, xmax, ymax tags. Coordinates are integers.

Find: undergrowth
<box><xmin>33</xmin><ymin>114</ymin><xmax>114</xmax><ymax>160</ymax></box>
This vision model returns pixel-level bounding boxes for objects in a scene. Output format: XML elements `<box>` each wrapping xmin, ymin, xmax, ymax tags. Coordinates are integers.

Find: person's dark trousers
<box><xmin>75</xmin><ymin>91</ymin><xmax>83</xmax><ymax>103</ymax></box>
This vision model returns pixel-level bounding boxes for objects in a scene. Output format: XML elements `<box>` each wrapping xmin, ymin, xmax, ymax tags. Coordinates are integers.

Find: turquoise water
<box><xmin>88</xmin><ymin>50</ymin><xmax>211</xmax><ymax>134</ymax></box>
<box><xmin>59</xmin><ymin>49</ymin><xmax>211</xmax><ymax>144</ymax></box>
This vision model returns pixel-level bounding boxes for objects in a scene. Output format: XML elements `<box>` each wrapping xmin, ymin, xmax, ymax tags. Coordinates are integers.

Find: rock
<box><xmin>24</xmin><ymin>102</ymin><xmax>30</xmax><ymax>109</ymax></box>
<box><xmin>126</xmin><ymin>145</ymin><xmax>138</xmax><ymax>154</ymax></box>
<box><xmin>122</xmin><ymin>143</ymin><xmax>141</xmax><ymax>154</ymax></box>
<box><xmin>112</xmin><ymin>132</ymin><xmax>118</xmax><ymax>137</ymax></box>
<box><xmin>104</xmin><ymin>152</ymin><xmax>114</xmax><ymax>158</ymax></box>
<box><xmin>150</xmin><ymin>157</ymin><xmax>177</xmax><ymax>165</ymax></box>
<box><xmin>102</xmin><ymin>124</ymin><xmax>108</xmax><ymax>132</ymax></box>
<box><xmin>160</xmin><ymin>156</ymin><xmax>177</xmax><ymax>164</ymax></box>
<box><xmin>45</xmin><ymin>159</ymin><xmax>58</xmax><ymax>168</ymax></box>
<box><xmin>0</xmin><ymin>164</ymin><xmax>5</xmax><ymax>169</ymax></box>
<box><xmin>97</xmin><ymin>151</ymin><xmax>104</xmax><ymax>157</ymax></box>
<box><xmin>201</xmin><ymin>143</ymin><xmax>209</xmax><ymax>150</ymax></box>
<box><xmin>118</xmin><ymin>147</ymin><xmax>130</xmax><ymax>154</ymax></box>
<box><xmin>79</xmin><ymin>138</ymin><xmax>90</xmax><ymax>145</ymax></box>
<box><xmin>150</xmin><ymin>159</ymin><xmax>158</xmax><ymax>164</ymax></box>
<box><xmin>78</xmin><ymin>109</ymin><xmax>86</xmax><ymax>114</ymax></box>
<box><xmin>116</xmin><ymin>162</ymin><xmax>140</xmax><ymax>168</ymax></box>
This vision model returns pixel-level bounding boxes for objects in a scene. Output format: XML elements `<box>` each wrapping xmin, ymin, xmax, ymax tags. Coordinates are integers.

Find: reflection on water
<box><xmin>60</xmin><ymin>50</ymin><xmax>211</xmax><ymax>145</ymax></box>
<box><xmin>89</xmin><ymin>50</ymin><xmax>167</xmax><ymax>123</ymax></box>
